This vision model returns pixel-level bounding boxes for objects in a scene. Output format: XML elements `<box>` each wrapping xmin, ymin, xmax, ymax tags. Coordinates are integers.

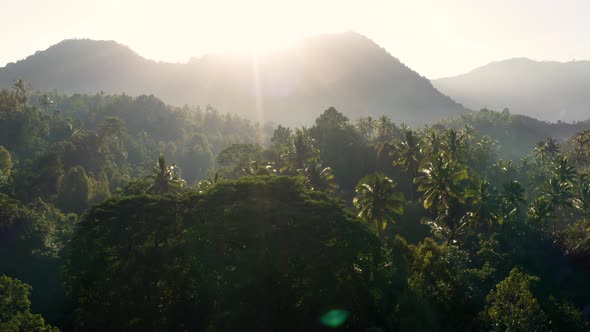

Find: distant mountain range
<box><xmin>434</xmin><ymin>58</ymin><xmax>590</xmax><ymax>123</ymax></box>
<box><xmin>0</xmin><ymin>32</ymin><xmax>467</xmax><ymax>126</ymax></box>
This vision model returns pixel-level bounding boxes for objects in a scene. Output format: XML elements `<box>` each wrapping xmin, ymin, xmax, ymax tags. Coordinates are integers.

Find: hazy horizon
<box><xmin>4</xmin><ymin>0</ymin><xmax>590</xmax><ymax>79</ymax></box>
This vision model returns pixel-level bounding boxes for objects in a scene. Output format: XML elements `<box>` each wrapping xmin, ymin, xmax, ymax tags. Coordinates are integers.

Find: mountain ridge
<box><xmin>433</xmin><ymin>58</ymin><xmax>590</xmax><ymax>123</ymax></box>
<box><xmin>0</xmin><ymin>32</ymin><xmax>467</xmax><ymax>126</ymax></box>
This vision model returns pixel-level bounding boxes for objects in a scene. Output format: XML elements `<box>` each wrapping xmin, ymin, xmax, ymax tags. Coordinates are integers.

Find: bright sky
<box><xmin>3</xmin><ymin>0</ymin><xmax>590</xmax><ymax>78</ymax></box>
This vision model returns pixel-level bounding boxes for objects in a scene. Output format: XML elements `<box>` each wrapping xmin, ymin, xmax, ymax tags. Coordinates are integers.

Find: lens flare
<box><xmin>320</xmin><ymin>309</ymin><xmax>350</xmax><ymax>328</ymax></box>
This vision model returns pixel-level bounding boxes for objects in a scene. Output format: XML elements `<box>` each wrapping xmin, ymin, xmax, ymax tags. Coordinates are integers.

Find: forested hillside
<box><xmin>2</xmin><ymin>81</ymin><xmax>590</xmax><ymax>331</ymax></box>
<box><xmin>0</xmin><ymin>32</ymin><xmax>467</xmax><ymax>125</ymax></box>
<box><xmin>434</xmin><ymin>58</ymin><xmax>590</xmax><ymax>122</ymax></box>
<box><xmin>439</xmin><ymin>109</ymin><xmax>590</xmax><ymax>159</ymax></box>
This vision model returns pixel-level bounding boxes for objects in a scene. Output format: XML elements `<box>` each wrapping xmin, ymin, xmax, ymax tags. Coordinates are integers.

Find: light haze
<box><xmin>2</xmin><ymin>0</ymin><xmax>590</xmax><ymax>78</ymax></box>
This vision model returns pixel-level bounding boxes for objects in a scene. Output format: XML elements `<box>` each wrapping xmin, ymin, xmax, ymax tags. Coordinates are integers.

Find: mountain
<box><xmin>433</xmin><ymin>58</ymin><xmax>590</xmax><ymax>122</ymax></box>
<box><xmin>0</xmin><ymin>32</ymin><xmax>467</xmax><ymax>125</ymax></box>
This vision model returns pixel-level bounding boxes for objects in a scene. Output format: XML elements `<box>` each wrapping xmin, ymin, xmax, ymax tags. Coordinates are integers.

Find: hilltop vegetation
<box><xmin>2</xmin><ymin>82</ymin><xmax>590</xmax><ymax>330</ymax></box>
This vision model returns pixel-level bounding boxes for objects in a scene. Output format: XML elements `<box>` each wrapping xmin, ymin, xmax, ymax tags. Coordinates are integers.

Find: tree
<box><xmin>544</xmin><ymin>296</ymin><xmax>589</xmax><ymax>332</ymax></box>
<box><xmin>534</xmin><ymin>137</ymin><xmax>560</xmax><ymax>163</ymax></box>
<box><xmin>534</xmin><ymin>141</ymin><xmax>548</xmax><ymax>162</ymax></box>
<box><xmin>58</xmin><ymin>166</ymin><xmax>92</xmax><ymax>213</ymax></box>
<box><xmin>500</xmin><ymin>180</ymin><xmax>526</xmax><ymax>223</ymax></box>
<box><xmin>409</xmin><ymin>238</ymin><xmax>480</xmax><ymax>330</ymax></box>
<box><xmin>216</xmin><ymin>144</ymin><xmax>263</xmax><ymax>179</ymax></box>
<box><xmin>424</xmin><ymin>130</ymin><xmax>442</xmax><ymax>157</ymax></box>
<box><xmin>309</xmin><ymin>107</ymin><xmax>370</xmax><ymax>190</ymax></box>
<box><xmin>98</xmin><ymin>116</ymin><xmax>127</xmax><ymax>141</ymax></box>
<box><xmin>416</xmin><ymin>155</ymin><xmax>470</xmax><ymax>242</ymax></box>
<box><xmin>392</xmin><ymin>130</ymin><xmax>421</xmax><ymax>200</ymax></box>
<box><xmin>468</xmin><ymin>180</ymin><xmax>500</xmax><ymax>232</ymax></box>
<box><xmin>280</xmin><ymin>128</ymin><xmax>318</xmax><ymax>174</ymax></box>
<box><xmin>416</xmin><ymin>155</ymin><xmax>468</xmax><ymax>213</ymax></box>
<box><xmin>573</xmin><ymin>176</ymin><xmax>590</xmax><ymax>219</ymax></box>
<box><xmin>539</xmin><ymin>176</ymin><xmax>573</xmax><ymax>233</ymax></box>
<box><xmin>176</xmin><ymin>134</ymin><xmax>214</xmax><ymax>183</ymax></box>
<box><xmin>0</xmin><ymin>193</ymin><xmax>23</xmax><ymax>234</ymax></box>
<box><xmin>38</xmin><ymin>94</ymin><xmax>54</xmax><ymax>114</ymax></box>
<box><xmin>146</xmin><ymin>155</ymin><xmax>185</xmax><ymax>195</ymax></box>
<box><xmin>0</xmin><ymin>89</ymin><xmax>19</xmax><ymax>113</ymax></box>
<box><xmin>12</xmin><ymin>78</ymin><xmax>28</xmax><ymax>106</ymax></box>
<box><xmin>568</xmin><ymin>130</ymin><xmax>590</xmax><ymax>165</ymax></box>
<box><xmin>356</xmin><ymin>116</ymin><xmax>376</xmax><ymax>142</ymax></box>
<box><xmin>374</xmin><ymin>115</ymin><xmax>397</xmax><ymax>143</ymax></box>
<box><xmin>98</xmin><ymin>116</ymin><xmax>128</xmax><ymax>164</ymax></box>
<box><xmin>481</xmin><ymin>268</ymin><xmax>547</xmax><ymax>331</ymax></box>
<box><xmin>0</xmin><ymin>145</ymin><xmax>12</xmax><ymax>183</ymax></box>
<box><xmin>353</xmin><ymin>173</ymin><xmax>405</xmax><ymax>239</ymax></box>
<box><xmin>0</xmin><ymin>275</ymin><xmax>59</xmax><ymax>332</ymax></box>
<box><xmin>528</xmin><ymin>197</ymin><xmax>552</xmax><ymax>227</ymax></box>
<box><xmin>298</xmin><ymin>160</ymin><xmax>337</xmax><ymax>193</ymax></box>
<box><xmin>60</xmin><ymin>130</ymin><xmax>108</xmax><ymax>174</ymax></box>
<box><xmin>544</xmin><ymin>137</ymin><xmax>561</xmax><ymax>156</ymax></box>
<box><xmin>270</xmin><ymin>125</ymin><xmax>291</xmax><ymax>146</ymax></box>
<box><xmin>67</xmin><ymin>176</ymin><xmax>380</xmax><ymax>331</ymax></box>
<box><xmin>552</xmin><ymin>156</ymin><xmax>576</xmax><ymax>185</ymax></box>
<box><xmin>443</xmin><ymin>128</ymin><xmax>466</xmax><ymax>162</ymax></box>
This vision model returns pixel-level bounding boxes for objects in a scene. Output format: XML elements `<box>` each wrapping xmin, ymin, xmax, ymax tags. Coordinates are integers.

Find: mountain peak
<box><xmin>0</xmin><ymin>33</ymin><xmax>467</xmax><ymax>125</ymax></box>
<box><xmin>45</xmin><ymin>38</ymin><xmax>142</xmax><ymax>59</ymax></box>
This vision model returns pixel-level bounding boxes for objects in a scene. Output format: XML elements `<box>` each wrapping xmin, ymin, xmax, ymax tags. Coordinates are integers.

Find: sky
<box><xmin>3</xmin><ymin>0</ymin><xmax>590</xmax><ymax>79</ymax></box>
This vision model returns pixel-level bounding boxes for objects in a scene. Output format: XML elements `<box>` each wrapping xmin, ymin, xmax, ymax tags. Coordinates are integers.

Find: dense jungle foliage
<box><xmin>2</xmin><ymin>81</ymin><xmax>590</xmax><ymax>331</ymax></box>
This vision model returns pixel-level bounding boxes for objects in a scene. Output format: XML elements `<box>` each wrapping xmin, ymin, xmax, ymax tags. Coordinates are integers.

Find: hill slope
<box><xmin>0</xmin><ymin>32</ymin><xmax>467</xmax><ymax>125</ymax></box>
<box><xmin>433</xmin><ymin>58</ymin><xmax>590</xmax><ymax>122</ymax></box>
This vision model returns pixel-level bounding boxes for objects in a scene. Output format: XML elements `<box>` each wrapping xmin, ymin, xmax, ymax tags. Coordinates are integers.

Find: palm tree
<box><xmin>392</xmin><ymin>130</ymin><xmax>421</xmax><ymax>200</ymax></box>
<box><xmin>443</xmin><ymin>129</ymin><xmax>466</xmax><ymax>162</ymax></box>
<box><xmin>533</xmin><ymin>141</ymin><xmax>548</xmax><ymax>161</ymax></box>
<box><xmin>416</xmin><ymin>156</ymin><xmax>469</xmax><ymax>242</ymax></box>
<box><xmin>545</xmin><ymin>137</ymin><xmax>560</xmax><ymax>156</ymax></box>
<box><xmin>299</xmin><ymin>160</ymin><xmax>337</xmax><ymax>193</ymax></box>
<box><xmin>573</xmin><ymin>176</ymin><xmax>590</xmax><ymax>219</ymax></box>
<box><xmin>423</xmin><ymin>212</ymin><xmax>471</xmax><ymax>244</ymax></box>
<box><xmin>500</xmin><ymin>180</ymin><xmax>526</xmax><ymax>222</ymax></box>
<box><xmin>528</xmin><ymin>198</ymin><xmax>552</xmax><ymax>228</ymax></box>
<box><xmin>374</xmin><ymin>116</ymin><xmax>397</xmax><ymax>143</ymax></box>
<box><xmin>552</xmin><ymin>156</ymin><xmax>576</xmax><ymax>185</ymax></box>
<box><xmin>147</xmin><ymin>155</ymin><xmax>185</xmax><ymax>195</ymax></box>
<box><xmin>569</xmin><ymin>130</ymin><xmax>590</xmax><ymax>165</ymax></box>
<box><xmin>280</xmin><ymin>129</ymin><xmax>317</xmax><ymax>173</ymax></box>
<box><xmin>424</xmin><ymin>130</ymin><xmax>441</xmax><ymax>157</ymax></box>
<box><xmin>355</xmin><ymin>116</ymin><xmax>376</xmax><ymax>142</ymax></box>
<box><xmin>539</xmin><ymin>176</ymin><xmax>573</xmax><ymax>233</ymax></box>
<box><xmin>415</xmin><ymin>155</ymin><xmax>468</xmax><ymax>213</ymax></box>
<box><xmin>462</xmin><ymin>125</ymin><xmax>476</xmax><ymax>143</ymax></box>
<box><xmin>353</xmin><ymin>173</ymin><xmax>405</xmax><ymax>239</ymax></box>
<box><xmin>468</xmin><ymin>180</ymin><xmax>500</xmax><ymax>232</ymax></box>
<box><xmin>534</xmin><ymin>137</ymin><xmax>560</xmax><ymax>163</ymax></box>
<box><xmin>38</xmin><ymin>94</ymin><xmax>54</xmax><ymax>113</ymax></box>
